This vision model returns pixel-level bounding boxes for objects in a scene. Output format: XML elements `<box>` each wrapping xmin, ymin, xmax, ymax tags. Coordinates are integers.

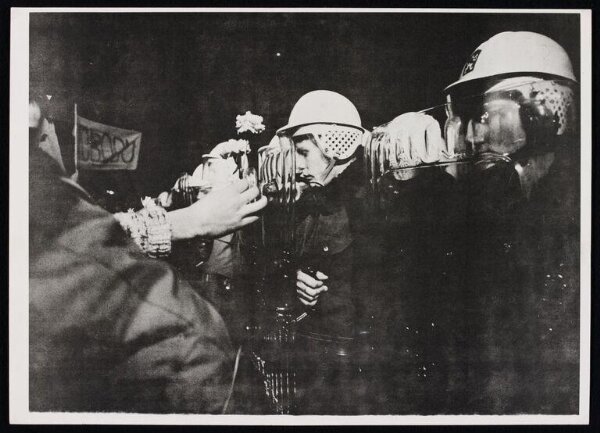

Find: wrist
<box><xmin>168</xmin><ymin>207</ymin><xmax>211</xmax><ymax>241</ymax></box>
<box><xmin>115</xmin><ymin>198</ymin><xmax>172</xmax><ymax>258</ymax></box>
<box><xmin>139</xmin><ymin>197</ymin><xmax>171</xmax><ymax>258</ymax></box>
<box><xmin>168</xmin><ymin>207</ymin><xmax>194</xmax><ymax>241</ymax></box>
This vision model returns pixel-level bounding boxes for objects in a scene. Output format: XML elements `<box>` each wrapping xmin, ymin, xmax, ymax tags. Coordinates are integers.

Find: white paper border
<box><xmin>9</xmin><ymin>7</ymin><xmax>592</xmax><ymax>426</ymax></box>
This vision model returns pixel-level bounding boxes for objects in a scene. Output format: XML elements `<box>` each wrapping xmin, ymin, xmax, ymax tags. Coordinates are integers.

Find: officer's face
<box><xmin>465</xmin><ymin>95</ymin><xmax>528</xmax><ymax>156</ymax></box>
<box><xmin>295</xmin><ymin>136</ymin><xmax>330</xmax><ymax>184</ymax></box>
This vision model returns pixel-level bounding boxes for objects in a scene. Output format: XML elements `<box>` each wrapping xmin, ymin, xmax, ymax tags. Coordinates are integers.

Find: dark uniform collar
<box><xmin>298</xmin><ymin>161</ymin><xmax>362</xmax><ymax>216</ymax></box>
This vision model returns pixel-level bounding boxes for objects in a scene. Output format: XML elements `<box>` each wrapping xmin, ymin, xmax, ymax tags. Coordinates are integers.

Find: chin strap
<box><xmin>309</xmin><ymin>159</ymin><xmax>337</xmax><ymax>187</ymax></box>
<box><xmin>310</xmin><ymin>157</ymin><xmax>356</xmax><ymax>188</ymax></box>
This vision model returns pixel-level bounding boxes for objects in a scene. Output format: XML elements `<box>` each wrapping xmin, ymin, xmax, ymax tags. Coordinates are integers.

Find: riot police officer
<box><xmin>274</xmin><ymin>90</ymin><xmax>381</xmax><ymax>414</ymax></box>
<box><xmin>379</xmin><ymin>31</ymin><xmax>579</xmax><ymax>413</ymax></box>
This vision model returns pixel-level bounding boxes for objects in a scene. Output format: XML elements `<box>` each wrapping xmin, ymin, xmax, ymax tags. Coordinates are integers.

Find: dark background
<box><xmin>29</xmin><ymin>12</ymin><xmax>579</xmax><ymax>204</ymax></box>
<box><xmin>24</xmin><ymin>11</ymin><xmax>586</xmax><ymax>417</ymax></box>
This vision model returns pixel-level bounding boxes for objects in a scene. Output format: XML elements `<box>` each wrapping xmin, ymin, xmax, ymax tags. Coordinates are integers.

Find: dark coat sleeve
<box><xmin>29</xmin><ymin>179</ymin><xmax>234</xmax><ymax>414</ymax></box>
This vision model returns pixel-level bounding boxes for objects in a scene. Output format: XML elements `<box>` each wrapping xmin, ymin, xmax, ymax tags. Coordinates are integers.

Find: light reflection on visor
<box><xmin>444</xmin><ymin>89</ymin><xmax>531</xmax><ymax>157</ymax></box>
<box><xmin>441</xmin><ymin>78</ymin><xmax>576</xmax><ymax>159</ymax></box>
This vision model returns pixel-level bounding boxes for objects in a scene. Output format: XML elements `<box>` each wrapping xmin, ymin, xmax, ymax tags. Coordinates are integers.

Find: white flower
<box><xmin>236</xmin><ymin>111</ymin><xmax>265</xmax><ymax>134</ymax></box>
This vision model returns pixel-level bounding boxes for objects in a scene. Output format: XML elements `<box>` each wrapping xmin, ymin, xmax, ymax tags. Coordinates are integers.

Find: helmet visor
<box><xmin>445</xmin><ymin>78</ymin><xmax>575</xmax><ymax>158</ymax></box>
<box><xmin>446</xmin><ymin>89</ymin><xmax>530</xmax><ymax>157</ymax></box>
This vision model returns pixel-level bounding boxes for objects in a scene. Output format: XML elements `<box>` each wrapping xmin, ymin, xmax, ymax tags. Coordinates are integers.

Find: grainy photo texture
<box><xmin>23</xmin><ymin>10</ymin><xmax>584</xmax><ymax>419</ymax></box>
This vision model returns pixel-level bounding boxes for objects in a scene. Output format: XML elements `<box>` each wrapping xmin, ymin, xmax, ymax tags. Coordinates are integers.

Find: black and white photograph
<box><xmin>8</xmin><ymin>6</ymin><xmax>592</xmax><ymax>425</ymax></box>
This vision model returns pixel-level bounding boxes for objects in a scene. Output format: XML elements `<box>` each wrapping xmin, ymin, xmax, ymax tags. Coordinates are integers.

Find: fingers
<box><xmin>239</xmin><ymin>185</ymin><xmax>261</xmax><ymax>204</ymax></box>
<box><xmin>209</xmin><ymin>141</ymin><xmax>232</xmax><ymax>157</ymax></box>
<box><xmin>315</xmin><ymin>271</ymin><xmax>328</xmax><ymax>280</ymax></box>
<box><xmin>389</xmin><ymin>112</ymin><xmax>445</xmax><ymax>167</ymax></box>
<box><xmin>422</xmin><ymin>116</ymin><xmax>444</xmax><ymax>163</ymax></box>
<box><xmin>239</xmin><ymin>215</ymin><xmax>261</xmax><ymax>227</ymax></box>
<box><xmin>227</xmin><ymin>139</ymin><xmax>250</xmax><ymax>155</ymax></box>
<box><xmin>391</xmin><ymin>113</ymin><xmax>415</xmax><ymax>166</ymax></box>
<box><xmin>296</xmin><ymin>285</ymin><xmax>324</xmax><ymax>306</ymax></box>
<box><xmin>425</xmin><ymin>118</ymin><xmax>446</xmax><ymax>156</ymax></box>
<box><xmin>230</xmin><ymin>178</ymin><xmax>251</xmax><ymax>193</ymax></box>
<box><xmin>297</xmin><ymin>270</ymin><xmax>322</xmax><ymax>287</ymax></box>
<box><xmin>388</xmin><ymin>135</ymin><xmax>398</xmax><ymax>168</ymax></box>
<box><xmin>410</xmin><ymin>120</ymin><xmax>427</xmax><ymax>163</ymax></box>
<box><xmin>243</xmin><ymin>195</ymin><xmax>268</xmax><ymax>214</ymax></box>
<box><xmin>296</xmin><ymin>269</ymin><xmax>328</xmax><ymax>306</ymax></box>
<box><xmin>297</xmin><ymin>288</ymin><xmax>316</xmax><ymax>301</ymax></box>
<box><xmin>396</xmin><ymin>126</ymin><xmax>411</xmax><ymax>167</ymax></box>
<box><xmin>210</xmin><ymin>139</ymin><xmax>250</xmax><ymax>158</ymax></box>
<box><xmin>296</xmin><ymin>280</ymin><xmax>328</xmax><ymax>297</ymax></box>
<box><xmin>299</xmin><ymin>296</ymin><xmax>317</xmax><ymax>307</ymax></box>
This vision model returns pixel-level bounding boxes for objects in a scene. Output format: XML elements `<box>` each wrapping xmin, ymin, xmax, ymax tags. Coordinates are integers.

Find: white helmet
<box><xmin>443</xmin><ymin>31</ymin><xmax>578</xmax><ymax>153</ymax></box>
<box><xmin>445</xmin><ymin>31</ymin><xmax>577</xmax><ymax>92</ymax></box>
<box><xmin>277</xmin><ymin>90</ymin><xmax>369</xmax><ymax>161</ymax></box>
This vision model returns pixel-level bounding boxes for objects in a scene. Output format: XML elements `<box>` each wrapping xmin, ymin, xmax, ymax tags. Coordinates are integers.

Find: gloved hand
<box><xmin>191</xmin><ymin>156</ymin><xmax>239</xmax><ymax>187</ymax></box>
<box><xmin>296</xmin><ymin>269</ymin><xmax>329</xmax><ymax>307</ymax></box>
<box><xmin>188</xmin><ymin>139</ymin><xmax>251</xmax><ymax>186</ymax></box>
<box><xmin>159</xmin><ymin>140</ymin><xmax>254</xmax><ymax>208</ymax></box>
<box><xmin>378</xmin><ymin>112</ymin><xmax>448</xmax><ymax>169</ymax></box>
<box><xmin>208</xmin><ymin>138</ymin><xmax>250</xmax><ymax>158</ymax></box>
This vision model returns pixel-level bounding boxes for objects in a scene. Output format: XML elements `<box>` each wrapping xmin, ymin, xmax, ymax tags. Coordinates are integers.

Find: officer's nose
<box><xmin>466</xmin><ymin>119</ymin><xmax>490</xmax><ymax>153</ymax></box>
<box><xmin>296</xmin><ymin>157</ymin><xmax>306</xmax><ymax>173</ymax></box>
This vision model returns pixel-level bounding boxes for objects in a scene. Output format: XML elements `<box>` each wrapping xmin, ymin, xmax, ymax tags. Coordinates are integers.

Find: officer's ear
<box><xmin>519</xmin><ymin>97</ymin><xmax>560</xmax><ymax>148</ymax></box>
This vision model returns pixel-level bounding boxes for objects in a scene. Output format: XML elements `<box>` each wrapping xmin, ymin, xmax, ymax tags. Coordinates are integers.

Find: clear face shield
<box><xmin>257</xmin><ymin>136</ymin><xmax>297</xmax><ymax>242</ymax></box>
<box><xmin>365</xmin><ymin>78</ymin><xmax>576</xmax><ymax>224</ymax></box>
<box><xmin>254</xmin><ymin>136</ymin><xmax>298</xmax><ymax>315</ymax></box>
<box><xmin>251</xmin><ymin>136</ymin><xmax>302</xmax><ymax>416</ymax></box>
<box><xmin>256</xmin><ymin>123</ymin><xmax>365</xmax><ymax>263</ymax></box>
<box><xmin>444</xmin><ymin>79</ymin><xmax>574</xmax><ymax>161</ymax></box>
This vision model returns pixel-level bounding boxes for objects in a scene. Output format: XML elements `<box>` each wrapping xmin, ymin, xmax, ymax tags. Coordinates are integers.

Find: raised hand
<box><xmin>168</xmin><ymin>178</ymin><xmax>267</xmax><ymax>240</ymax></box>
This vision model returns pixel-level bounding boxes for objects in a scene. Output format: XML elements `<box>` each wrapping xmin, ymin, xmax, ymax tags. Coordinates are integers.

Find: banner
<box><xmin>75</xmin><ymin>114</ymin><xmax>141</xmax><ymax>170</ymax></box>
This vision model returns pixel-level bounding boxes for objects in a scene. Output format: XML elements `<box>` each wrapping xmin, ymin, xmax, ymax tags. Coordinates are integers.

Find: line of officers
<box><xmin>29</xmin><ymin>31</ymin><xmax>580</xmax><ymax>415</ymax></box>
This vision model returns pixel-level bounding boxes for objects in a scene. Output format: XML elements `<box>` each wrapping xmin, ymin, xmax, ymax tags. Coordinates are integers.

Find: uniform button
<box><xmin>323</xmin><ymin>245</ymin><xmax>329</xmax><ymax>252</ymax></box>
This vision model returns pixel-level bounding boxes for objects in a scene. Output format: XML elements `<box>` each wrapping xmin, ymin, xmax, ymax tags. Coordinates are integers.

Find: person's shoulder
<box><xmin>32</xmin><ymin>226</ymin><xmax>231</xmax><ymax>344</ymax></box>
<box><xmin>535</xmin><ymin>151</ymin><xmax>578</xmax><ymax>209</ymax></box>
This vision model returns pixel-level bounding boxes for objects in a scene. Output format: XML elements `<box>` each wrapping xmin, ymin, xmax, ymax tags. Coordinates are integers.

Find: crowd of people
<box><xmin>28</xmin><ymin>31</ymin><xmax>580</xmax><ymax>415</ymax></box>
